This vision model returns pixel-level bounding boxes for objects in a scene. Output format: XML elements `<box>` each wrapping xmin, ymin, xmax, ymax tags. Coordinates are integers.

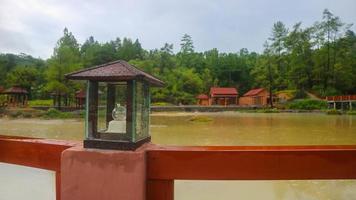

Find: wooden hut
<box><xmin>239</xmin><ymin>88</ymin><xmax>275</xmax><ymax>106</ymax></box>
<box><xmin>209</xmin><ymin>87</ymin><xmax>238</xmax><ymax>106</ymax></box>
<box><xmin>75</xmin><ymin>89</ymin><xmax>86</xmax><ymax>108</ymax></box>
<box><xmin>1</xmin><ymin>86</ymin><xmax>28</xmax><ymax>107</ymax></box>
<box><xmin>196</xmin><ymin>94</ymin><xmax>209</xmax><ymax>106</ymax></box>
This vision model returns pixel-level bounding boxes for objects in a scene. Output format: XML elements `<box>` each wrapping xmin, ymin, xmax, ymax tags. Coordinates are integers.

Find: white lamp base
<box><xmin>106</xmin><ymin>120</ymin><xmax>126</xmax><ymax>133</ymax></box>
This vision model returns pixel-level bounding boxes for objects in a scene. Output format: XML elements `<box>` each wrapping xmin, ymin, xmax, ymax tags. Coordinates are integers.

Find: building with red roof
<box><xmin>210</xmin><ymin>87</ymin><xmax>238</xmax><ymax>106</ymax></box>
<box><xmin>196</xmin><ymin>87</ymin><xmax>238</xmax><ymax>106</ymax></box>
<box><xmin>75</xmin><ymin>89</ymin><xmax>86</xmax><ymax>108</ymax></box>
<box><xmin>196</xmin><ymin>94</ymin><xmax>209</xmax><ymax>106</ymax></box>
<box><xmin>239</xmin><ymin>88</ymin><xmax>275</xmax><ymax>106</ymax></box>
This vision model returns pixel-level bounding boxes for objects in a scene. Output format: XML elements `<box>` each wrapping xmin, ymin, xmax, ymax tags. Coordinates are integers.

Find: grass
<box><xmin>151</xmin><ymin>102</ymin><xmax>174</xmax><ymax>106</ymax></box>
<box><xmin>286</xmin><ymin>99</ymin><xmax>327</xmax><ymax>110</ymax></box>
<box><xmin>8</xmin><ymin>111</ymin><xmax>23</xmax><ymax>118</ymax></box>
<box><xmin>42</xmin><ymin>108</ymin><xmax>75</xmax><ymax>119</ymax></box>
<box><xmin>28</xmin><ymin>99</ymin><xmax>53</xmax><ymax>107</ymax></box>
<box><xmin>326</xmin><ymin>109</ymin><xmax>342</xmax><ymax>115</ymax></box>
<box><xmin>256</xmin><ymin>108</ymin><xmax>280</xmax><ymax>113</ymax></box>
<box><xmin>347</xmin><ymin>110</ymin><xmax>356</xmax><ymax>115</ymax></box>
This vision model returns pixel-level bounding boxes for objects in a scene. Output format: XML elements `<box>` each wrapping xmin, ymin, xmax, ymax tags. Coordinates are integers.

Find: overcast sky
<box><xmin>0</xmin><ymin>0</ymin><xmax>355</xmax><ymax>59</ymax></box>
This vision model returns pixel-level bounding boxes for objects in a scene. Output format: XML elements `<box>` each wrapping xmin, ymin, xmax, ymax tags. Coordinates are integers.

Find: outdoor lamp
<box><xmin>66</xmin><ymin>60</ymin><xmax>164</xmax><ymax>150</ymax></box>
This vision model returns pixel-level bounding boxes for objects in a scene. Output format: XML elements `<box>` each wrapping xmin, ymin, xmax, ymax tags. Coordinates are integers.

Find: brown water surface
<box><xmin>1</xmin><ymin>112</ymin><xmax>355</xmax><ymax>200</ymax></box>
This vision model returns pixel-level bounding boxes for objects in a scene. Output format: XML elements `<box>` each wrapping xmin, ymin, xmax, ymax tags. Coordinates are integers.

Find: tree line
<box><xmin>0</xmin><ymin>9</ymin><xmax>355</xmax><ymax>105</ymax></box>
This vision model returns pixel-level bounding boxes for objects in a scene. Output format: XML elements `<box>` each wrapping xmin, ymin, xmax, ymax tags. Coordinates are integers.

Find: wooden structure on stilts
<box><xmin>326</xmin><ymin>95</ymin><xmax>356</xmax><ymax>110</ymax></box>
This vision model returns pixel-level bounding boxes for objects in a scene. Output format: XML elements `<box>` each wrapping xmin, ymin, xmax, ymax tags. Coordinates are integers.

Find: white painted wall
<box><xmin>0</xmin><ymin>162</ymin><xmax>55</xmax><ymax>200</ymax></box>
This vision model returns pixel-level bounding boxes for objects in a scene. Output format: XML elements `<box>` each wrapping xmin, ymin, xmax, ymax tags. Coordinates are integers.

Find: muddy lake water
<box><xmin>1</xmin><ymin>112</ymin><xmax>356</xmax><ymax>200</ymax></box>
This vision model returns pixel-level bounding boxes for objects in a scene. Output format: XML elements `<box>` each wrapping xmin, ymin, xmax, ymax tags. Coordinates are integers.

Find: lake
<box><xmin>1</xmin><ymin>112</ymin><xmax>355</xmax><ymax>199</ymax></box>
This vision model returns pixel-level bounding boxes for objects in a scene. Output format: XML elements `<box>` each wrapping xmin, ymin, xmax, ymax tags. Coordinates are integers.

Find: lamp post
<box><xmin>66</xmin><ymin>60</ymin><xmax>164</xmax><ymax>150</ymax></box>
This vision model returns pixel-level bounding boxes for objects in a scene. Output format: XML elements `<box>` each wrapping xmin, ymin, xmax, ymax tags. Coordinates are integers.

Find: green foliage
<box><xmin>6</xmin><ymin>66</ymin><xmax>39</xmax><ymax>98</ymax></box>
<box><xmin>151</xmin><ymin>102</ymin><xmax>173</xmax><ymax>106</ymax></box>
<box><xmin>23</xmin><ymin>112</ymin><xmax>33</xmax><ymax>118</ymax></box>
<box><xmin>8</xmin><ymin>111</ymin><xmax>23</xmax><ymax>118</ymax></box>
<box><xmin>256</xmin><ymin>108</ymin><xmax>280</xmax><ymax>113</ymax></box>
<box><xmin>28</xmin><ymin>99</ymin><xmax>53</xmax><ymax>106</ymax></box>
<box><xmin>43</xmin><ymin>108</ymin><xmax>74</xmax><ymax>119</ymax></box>
<box><xmin>286</xmin><ymin>99</ymin><xmax>328</xmax><ymax>110</ymax></box>
<box><xmin>326</xmin><ymin>109</ymin><xmax>342</xmax><ymax>115</ymax></box>
<box><xmin>347</xmin><ymin>110</ymin><xmax>356</xmax><ymax>115</ymax></box>
<box><xmin>0</xmin><ymin>10</ymin><xmax>355</xmax><ymax>105</ymax></box>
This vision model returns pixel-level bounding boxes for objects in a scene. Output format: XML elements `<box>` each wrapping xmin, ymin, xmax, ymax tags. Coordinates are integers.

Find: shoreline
<box><xmin>0</xmin><ymin>108</ymin><xmax>354</xmax><ymax>120</ymax></box>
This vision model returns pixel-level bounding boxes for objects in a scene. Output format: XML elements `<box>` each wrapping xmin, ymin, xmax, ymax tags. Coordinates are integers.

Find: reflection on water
<box><xmin>1</xmin><ymin>112</ymin><xmax>356</xmax><ymax>200</ymax></box>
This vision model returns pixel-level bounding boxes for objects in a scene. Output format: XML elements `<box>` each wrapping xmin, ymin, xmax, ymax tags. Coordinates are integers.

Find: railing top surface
<box><xmin>0</xmin><ymin>135</ymin><xmax>79</xmax><ymax>171</ymax></box>
<box><xmin>147</xmin><ymin>144</ymin><xmax>356</xmax><ymax>151</ymax></box>
<box><xmin>1</xmin><ymin>136</ymin><xmax>356</xmax><ymax>180</ymax></box>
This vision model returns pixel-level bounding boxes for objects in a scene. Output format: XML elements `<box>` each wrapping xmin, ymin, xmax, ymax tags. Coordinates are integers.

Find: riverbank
<box><xmin>1</xmin><ymin>106</ymin><xmax>355</xmax><ymax>120</ymax></box>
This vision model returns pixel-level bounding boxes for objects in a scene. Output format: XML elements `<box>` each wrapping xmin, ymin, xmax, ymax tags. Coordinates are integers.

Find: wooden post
<box><xmin>106</xmin><ymin>84</ymin><xmax>116</xmax><ymax>126</ymax></box>
<box><xmin>350</xmin><ymin>101</ymin><xmax>352</xmax><ymax>110</ymax></box>
<box><xmin>88</xmin><ymin>81</ymin><xmax>99</xmax><ymax>138</ymax></box>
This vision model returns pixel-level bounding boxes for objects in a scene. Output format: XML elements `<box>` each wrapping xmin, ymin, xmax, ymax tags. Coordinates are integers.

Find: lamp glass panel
<box><xmin>135</xmin><ymin>81</ymin><xmax>149</xmax><ymax>141</ymax></box>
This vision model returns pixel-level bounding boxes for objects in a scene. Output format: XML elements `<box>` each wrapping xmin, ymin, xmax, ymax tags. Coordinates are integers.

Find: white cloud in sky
<box><xmin>0</xmin><ymin>0</ymin><xmax>355</xmax><ymax>58</ymax></box>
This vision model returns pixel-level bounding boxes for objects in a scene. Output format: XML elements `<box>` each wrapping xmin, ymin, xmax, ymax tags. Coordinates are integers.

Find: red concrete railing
<box><xmin>326</xmin><ymin>95</ymin><xmax>356</xmax><ymax>101</ymax></box>
<box><xmin>1</xmin><ymin>136</ymin><xmax>356</xmax><ymax>200</ymax></box>
<box><xmin>0</xmin><ymin>135</ymin><xmax>78</xmax><ymax>200</ymax></box>
<box><xmin>146</xmin><ymin>145</ymin><xmax>356</xmax><ymax>200</ymax></box>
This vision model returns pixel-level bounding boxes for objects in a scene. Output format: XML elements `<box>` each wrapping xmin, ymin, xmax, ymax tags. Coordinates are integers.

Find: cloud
<box><xmin>0</xmin><ymin>0</ymin><xmax>355</xmax><ymax>59</ymax></box>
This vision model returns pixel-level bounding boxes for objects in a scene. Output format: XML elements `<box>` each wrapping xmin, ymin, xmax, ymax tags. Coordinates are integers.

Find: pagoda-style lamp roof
<box><xmin>65</xmin><ymin>60</ymin><xmax>164</xmax><ymax>86</ymax></box>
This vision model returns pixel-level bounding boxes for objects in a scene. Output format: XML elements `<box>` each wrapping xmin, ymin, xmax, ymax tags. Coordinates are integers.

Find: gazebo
<box><xmin>1</xmin><ymin>86</ymin><xmax>28</xmax><ymax>107</ymax></box>
<box><xmin>75</xmin><ymin>89</ymin><xmax>86</xmax><ymax>108</ymax></box>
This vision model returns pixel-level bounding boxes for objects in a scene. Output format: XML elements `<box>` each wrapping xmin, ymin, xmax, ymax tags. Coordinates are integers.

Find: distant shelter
<box><xmin>239</xmin><ymin>88</ymin><xmax>276</xmax><ymax>106</ymax></box>
<box><xmin>0</xmin><ymin>86</ymin><xmax>28</xmax><ymax>107</ymax></box>
<box><xmin>75</xmin><ymin>89</ymin><xmax>86</xmax><ymax>108</ymax></box>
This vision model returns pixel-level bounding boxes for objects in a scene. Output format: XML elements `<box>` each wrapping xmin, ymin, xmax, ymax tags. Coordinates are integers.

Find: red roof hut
<box><xmin>0</xmin><ymin>86</ymin><xmax>28</xmax><ymax>107</ymax></box>
<box><xmin>239</xmin><ymin>88</ymin><xmax>275</xmax><ymax>106</ymax></box>
<box><xmin>209</xmin><ymin>87</ymin><xmax>238</xmax><ymax>106</ymax></box>
<box><xmin>75</xmin><ymin>89</ymin><xmax>86</xmax><ymax>108</ymax></box>
<box><xmin>196</xmin><ymin>94</ymin><xmax>209</xmax><ymax>106</ymax></box>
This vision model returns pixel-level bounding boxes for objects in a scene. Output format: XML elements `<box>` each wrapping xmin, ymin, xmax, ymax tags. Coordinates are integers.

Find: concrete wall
<box><xmin>61</xmin><ymin>145</ymin><xmax>148</xmax><ymax>200</ymax></box>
